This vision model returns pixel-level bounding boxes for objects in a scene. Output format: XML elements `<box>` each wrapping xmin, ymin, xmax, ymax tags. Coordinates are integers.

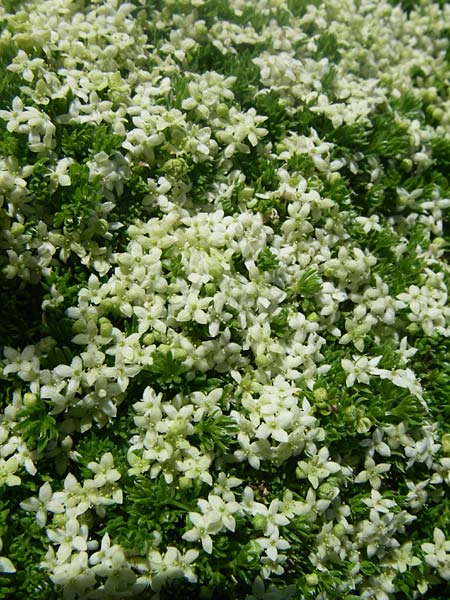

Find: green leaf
<box><xmin>256</xmin><ymin>248</ymin><xmax>279</xmax><ymax>271</ymax></box>
<box><xmin>15</xmin><ymin>399</ymin><xmax>58</xmax><ymax>453</ymax></box>
<box><xmin>294</xmin><ymin>268</ymin><xmax>323</xmax><ymax>297</ymax></box>
<box><xmin>193</xmin><ymin>414</ymin><xmax>238</xmax><ymax>453</ymax></box>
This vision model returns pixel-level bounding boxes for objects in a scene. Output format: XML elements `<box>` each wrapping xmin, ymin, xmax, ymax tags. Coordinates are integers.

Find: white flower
<box><xmin>0</xmin><ymin>538</ymin><xmax>15</xmax><ymax>573</ymax></box>
<box><xmin>197</xmin><ymin>494</ymin><xmax>241</xmax><ymax>532</ymax></box>
<box><xmin>354</xmin><ymin>456</ymin><xmax>391</xmax><ymax>490</ymax></box>
<box><xmin>296</xmin><ymin>447</ymin><xmax>341</xmax><ymax>489</ymax></box>
<box><xmin>341</xmin><ymin>355</ymin><xmax>382</xmax><ymax>387</ymax></box>
<box><xmin>182</xmin><ymin>512</ymin><xmax>222</xmax><ymax>554</ymax></box>
<box><xmin>383</xmin><ymin>542</ymin><xmax>420</xmax><ymax>573</ymax></box>
<box><xmin>360</xmin><ymin>429</ymin><xmax>391</xmax><ymax>458</ymax></box>
<box><xmin>54</xmin><ymin>356</ymin><xmax>83</xmax><ymax>397</ymax></box>
<box><xmin>256</xmin><ymin>530</ymin><xmax>290</xmax><ymax>561</ymax></box>
<box><xmin>47</xmin><ymin>517</ymin><xmax>89</xmax><ymax>563</ymax></box>
<box><xmin>89</xmin><ymin>533</ymin><xmax>126</xmax><ymax>576</ymax></box>
<box><xmin>0</xmin><ymin>456</ymin><xmax>21</xmax><ymax>487</ymax></box>
<box><xmin>422</xmin><ymin>528</ymin><xmax>450</xmax><ymax>579</ymax></box>
<box><xmin>86</xmin><ymin>452</ymin><xmax>121</xmax><ymax>487</ymax></box>
<box><xmin>20</xmin><ymin>482</ymin><xmax>64</xmax><ymax>527</ymax></box>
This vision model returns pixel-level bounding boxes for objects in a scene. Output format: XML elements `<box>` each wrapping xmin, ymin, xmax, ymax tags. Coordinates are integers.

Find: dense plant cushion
<box><xmin>1</xmin><ymin>0</ymin><xmax>450</xmax><ymax>598</ymax></box>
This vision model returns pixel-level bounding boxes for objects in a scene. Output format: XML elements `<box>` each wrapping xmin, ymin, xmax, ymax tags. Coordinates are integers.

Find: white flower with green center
<box><xmin>422</xmin><ymin>528</ymin><xmax>450</xmax><ymax>580</ymax></box>
<box><xmin>341</xmin><ymin>354</ymin><xmax>382</xmax><ymax>387</ymax></box>
<box><xmin>296</xmin><ymin>447</ymin><xmax>341</xmax><ymax>489</ymax></box>
<box><xmin>256</xmin><ymin>530</ymin><xmax>290</xmax><ymax>562</ymax></box>
<box><xmin>354</xmin><ymin>456</ymin><xmax>391</xmax><ymax>490</ymax></box>
<box><xmin>86</xmin><ymin>452</ymin><xmax>121</xmax><ymax>488</ymax></box>
<box><xmin>46</xmin><ymin>517</ymin><xmax>89</xmax><ymax>563</ymax></box>
<box><xmin>182</xmin><ymin>512</ymin><xmax>222</xmax><ymax>554</ymax></box>
<box><xmin>20</xmin><ymin>482</ymin><xmax>65</xmax><ymax>527</ymax></box>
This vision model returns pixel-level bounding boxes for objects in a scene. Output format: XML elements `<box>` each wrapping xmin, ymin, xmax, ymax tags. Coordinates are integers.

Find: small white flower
<box><xmin>182</xmin><ymin>512</ymin><xmax>221</xmax><ymax>554</ymax></box>
<box><xmin>341</xmin><ymin>355</ymin><xmax>382</xmax><ymax>387</ymax></box>
<box><xmin>422</xmin><ymin>528</ymin><xmax>450</xmax><ymax>580</ymax></box>
<box><xmin>20</xmin><ymin>482</ymin><xmax>64</xmax><ymax>527</ymax></box>
<box><xmin>296</xmin><ymin>447</ymin><xmax>341</xmax><ymax>489</ymax></box>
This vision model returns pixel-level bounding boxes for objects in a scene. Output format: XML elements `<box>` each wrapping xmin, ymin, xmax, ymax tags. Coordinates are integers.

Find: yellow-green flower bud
<box><xmin>313</xmin><ymin>388</ymin><xmax>328</xmax><ymax>403</ymax></box>
<box><xmin>252</xmin><ymin>514</ymin><xmax>267</xmax><ymax>531</ymax></box>
<box><xmin>142</xmin><ymin>333</ymin><xmax>155</xmax><ymax>345</ymax></box>
<box><xmin>23</xmin><ymin>393</ymin><xmax>37</xmax><ymax>407</ymax></box>
<box><xmin>333</xmin><ymin>523</ymin><xmax>346</xmax><ymax>538</ymax></box>
<box><xmin>172</xmin><ymin>348</ymin><xmax>187</xmax><ymax>361</ymax></box>
<box><xmin>441</xmin><ymin>433</ymin><xmax>450</xmax><ymax>455</ymax></box>
<box><xmin>99</xmin><ymin>318</ymin><xmax>113</xmax><ymax>338</ymax></box>
<box><xmin>305</xmin><ymin>573</ymin><xmax>318</xmax><ymax>586</ymax></box>
<box><xmin>178</xmin><ymin>476</ymin><xmax>192</xmax><ymax>490</ymax></box>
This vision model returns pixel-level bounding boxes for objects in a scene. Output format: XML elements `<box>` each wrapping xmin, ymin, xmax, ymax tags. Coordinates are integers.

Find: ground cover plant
<box><xmin>1</xmin><ymin>0</ymin><xmax>450</xmax><ymax>598</ymax></box>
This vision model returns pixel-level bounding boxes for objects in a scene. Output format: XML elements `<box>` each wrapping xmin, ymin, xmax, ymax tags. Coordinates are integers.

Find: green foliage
<box><xmin>75</xmin><ymin>431</ymin><xmax>128</xmax><ymax>480</ymax></box>
<box><xmin>185</xmin><ymin>159</ymin><xmax>218</xmax><ymax>205</ymax></box>
<box><xmin>250</xmin><ymin>90</ymin><xmax>288</xmax><ymax>142</ymax></box>
<box><xmin>0</xmin><ymin>511</ymin><xmax>57</xmax><ymax>600</ymax></box>
<box><xmin>0</xmin><ymin>0</ymin><xmax>27</xmax><ymax>13</ymax></box>
<box><xmin>192</xmin><ymin>0</ymin><xmax>290</xmax><ymax>31</ymax></box>
<box><xmin>193</xmin><ymin>414</ymin><xmax>238</xmax><ymax>453</ymax></box>
<box><xmin>393</xmin><ymin>570</ymin><xmax>416</xmax><ymax>600</ymax></box>
<box><xmin>352</xmin><ymin>379</ymin><xmax>426</xmax><ymax>427</ymax></box>
<box><xmin>189</xmin><ymin>43</ymin><xmax>263</xmax><ymax>105</ymax></box>
<box><xmin>161</xmin><ymin>249</ymin><xmax>186</xmax><ymax>279</ymax></box>
<box><xmin>0</xmin><ymin>280</ymin><xmax>44</xmax><ymax>348</ymax></box>
<box><xmin>221</xmin><ymin>182</ymin><xmax>242</xmax><ymax>216</ymax></box>
<box><xmin>270</xmin><ymin>307</ymin><xmax>290</xmax><ymax>338</ymax></box>
<box><xmin>42</xmin><ymin>263</ymin><xmax>88</xmax><ymax>315</ymax></box>
<box><xmin>27</xmin><ymin>157</ymin><xmax>50</xmax><ymax>205</ymax></box>
<box><xmin>285</xmin><ymin>154</ymin><xmax>318</xmax><ymax>179</ymax></box>
<box><xmin>432</xmin><ymin>137</ymin><xmax>450</xmax><ymax>173</ymax></box>
<box><xmin>102</xmin><ymin>475</ymin><xmax>192</xmax><ymax>552</ymax></box>
<box><xmin>314</xmin><ymin>32</ymin><xmax>341</xmax><ymax>63</ymax></box>
<box><xmin>59</xmin><ymin>123</ymin><xmax>124</xmax><ymax>161</ymax></box>
<box><xmin>327</xmin><ymin>122</ymin><xmax>370</xmax><ymax>150</ymax></box>
<box><xmin>15</xmin><ymin>398</ymin><xmax>59</xmax><ymax>453</ymax></box>
<box><xmin>322</xmin><ymin>173</ymin><xmax>352</xmax><ymax>206</ymax></box>
<box><xmin>256</xmin><ymin>247</ymin><xmax>279</xmax><ymax>270</ymax></box>
<box><xmin>371</xmin><ymin>225</ymin><xmax>427</xmax><ymax>294</ymax></box>
<box><xmin>0</xmin><ymin>125</ymin><xmax>20</xmax><ymax>158</ymax></box>
<box><xmin>142</xmin><ymin>349</ymin><xmax>186</xmax><ymax>388</ymax></box>
<box><xmin>368</xmin><ymin>113</ymin><xmax>411</xmax><ymax>159</ymax></box>
<box><xmin>53</xmin><ymin>163</ymin><xmax>101</xmax><ymax>230</ymax></box>
<box><xmin>0</xmin><ymin>69</ymin><xmax>25</xmax><ymax>110</ymax></box>
<box><xmin>293</xmin><ymin>268</ymin><xmax>323</xmax><ymax>297</ymax></box>
<box><xmin>287</xmin><ymin>0</ymin><xmax>321</xmax><ymax>17</ymax></box>
<box><xmin>391</xmin><ymin>92</ymin><xmax>423</xmax><ymax>120</ymax></box>
<box><xmin>413</xmin><ymin>336</ymin><xmax>450</xmax><ymax>427</ymax></box>
<box><xmin>112</xmin><ymin>164</ymin><xmax>162</xmax><ymax>224</ymax></box>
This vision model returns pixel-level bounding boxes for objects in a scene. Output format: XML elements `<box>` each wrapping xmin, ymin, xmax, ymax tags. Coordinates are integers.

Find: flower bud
<box><xmin>252</xmin><ymin>514</ymin><xmax>267</xmax><ymax>531</ymax></box>
<box><xmin>333</xmin><ymin>523</ymin><xmax>346</xmax><ymax>538</ymax></box>
<box><xmin>99</xmin><ymin>318</ymin><xmax>113</xmax><ymax>338</ymax></box>
<box><xmin>23</xmin><ymin>393</ymin><xmax>37</xmax><ymax>407</ymax></box>
<box><xmin>172</xmin><ymin>348</ymin><xmax>187</xmax><ymax>361</ymax></box>
<box><xmin>255</xmin><ymin>355</ymin><xmax>270</xmax><ymax>367</ymax></box>
<box><xmin>313</xmin><ymin>388</ymin><xmax>328</xmax><ymax>403</ymax></box>
<box><xmin>356</xmin><ymin>417</ymin><xmax>372</xmax><ymax>434</ymax></box>
<box><xmin>441</xmin><ymin>433</ymin><xmax>450</xmax><ymax>455</ymax></box>
<box><xmin>178</xmin><ymin>476</ymin><xmax>192</xmax><ymax>489</ymax></box>
<box><xmin>142</xmin><ymin>333</ymin><xmax>155</xmax><ymax>345</ymax></box>
<box><xmin>317</xmin><ymin>481</ymin><xmax>339</xmax><ymax>501</ymax></box>
<box><xmin>11</xmin><ymin>222</ymin><xmax>25</xmax><ymax>235</ymax></box>
<box><xmin>305</xmin><ymin>573</ymin><xmax>318</xmax><ymax>586</ymax></box>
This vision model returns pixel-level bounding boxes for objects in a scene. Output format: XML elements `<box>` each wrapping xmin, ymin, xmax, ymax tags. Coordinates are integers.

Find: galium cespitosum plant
<box><xmin>1</xmin><ymin>0</ymin><xmax>450</xmax><ymax>598</ymax></box>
